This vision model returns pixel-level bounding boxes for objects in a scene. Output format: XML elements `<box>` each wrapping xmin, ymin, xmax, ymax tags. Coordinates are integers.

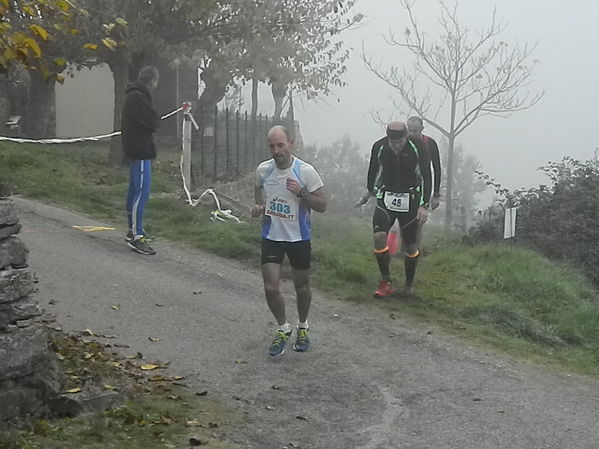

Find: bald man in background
<box><xmin>407</xmin><ymin>116</ymin><xmax>442</xmax><ymax>250</ymax></box>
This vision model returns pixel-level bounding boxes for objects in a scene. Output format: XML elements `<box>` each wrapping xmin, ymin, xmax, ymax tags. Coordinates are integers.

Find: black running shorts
<box><xmin>372</xmin><ymin>194</ymin><xmax>420</xmax><ymax>245</ymax></box>
<box><xmin>261</xmin><ymin>238</ymin><xmax>312</xmax><ymax>270</ymax></box>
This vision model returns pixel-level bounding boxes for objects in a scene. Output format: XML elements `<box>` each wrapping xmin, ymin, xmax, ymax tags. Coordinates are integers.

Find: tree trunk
<box><xmin>25</xmin><ymin>72</ymin><xmax>56</xmax><ymax>139</ymax></box>
<box><xmin>445</xmin><ymin>133</ymin><xmax>455</xmax><ymax>229</ymax></box>
<box><xmin>271</xmin><ymin>79</ymin><xmax>286</xmax><ymax>121</ymax></box>
<box><xmin>196</xmin><ymin>69</ymin><xmax>227</xmax><ymax>181</ymax></box>
<box><xmin>445</xmin><ymin>93</ymin><xmax>458</xmax><ymax>229</ymax></box>
<box><xmin>108</xmin><ymin>56</ymin><xmax>130</xmax><ymax>166</ymax></box>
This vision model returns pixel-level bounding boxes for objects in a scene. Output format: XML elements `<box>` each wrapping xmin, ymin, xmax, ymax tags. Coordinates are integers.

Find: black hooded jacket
<box><xmin>121</xmin><ymin>81</ymin><xmax>160</xmax><ymax>160</ymax></box>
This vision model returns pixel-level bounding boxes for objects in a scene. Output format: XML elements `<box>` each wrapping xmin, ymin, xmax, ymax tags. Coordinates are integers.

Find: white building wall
<box><xmin>55</xmin><ymin>64</ymin><xmax>114</xmax><ymax>138</ymax></box>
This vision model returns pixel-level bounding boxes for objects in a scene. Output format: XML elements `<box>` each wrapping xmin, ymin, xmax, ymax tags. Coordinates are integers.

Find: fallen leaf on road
<box><xmin>148</xmin><ymin>375</ymin><xmax>169</xmax><ymax>382</ymax></box>
<box><xmin>148</xmin><ymin>337</ymin><xmax>161</xmax><ymax>342</ymax></box>
<box><xmin>296</xmin><ymin>415</ymin><xmax>308</xmax><ymax>421</ymax></box>
<box><xmin>186</xmin><ymin>420</ymin><xmax>202</xmax><ymax>427</ymax></box>
<box><xmin>82</xmin><ymin>329</ymin><xmax>94</xmax><ymax>336</ymax></box>
<box><xmin>65</xmin><ymin>387</ymin><xmax>82</xmax><ymax>394</ymax></box>
<box><xmin>112</xmin><ymin>305</ymin><xmax>120</xmax><ymax>310</ymax></box>
<box><xmin>155</xmin><ymin>303</ymin><xmax>165</xmax><ymax>307</ymax></box>
<box><xmin>196</xmin><ymin>391</ymin><xmax>208</xmax><ymax>396</ymax></box>
<box><xmin>140</xmin><ymin>363</ymin><xmax>162</xmax><ymax>370</ymax></box>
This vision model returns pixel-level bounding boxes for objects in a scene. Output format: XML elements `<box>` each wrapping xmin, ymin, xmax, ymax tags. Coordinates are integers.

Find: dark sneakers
<box><xmin>128</xmin><ymin>237</ymin><xmax>156</xmax><ymax>255</ymax></box>
<box><xmin>125</xmin><ymin>230</ymin><xmax>155</xmax><ymax>242</ymax></box>
<box><xmin>269</xmin><ymin>330</ymin><xmax>292</xmax><ymax>357</ymax></box>
<box><xmin>293</xmin><ymin>328</ymin><xmax>311</xmax><ymax>352</ymax></box>
<box><xmin>399</xmin><ymin>284</ymin><xmax>415</xmax><ymax>298</ymax></box>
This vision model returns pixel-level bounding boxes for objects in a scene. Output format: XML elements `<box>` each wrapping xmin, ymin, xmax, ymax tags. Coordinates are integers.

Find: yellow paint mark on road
<box><xmin>72</xmin><ymin>225</ymin><xmax>115</xmax><ymax>232</ymax></box>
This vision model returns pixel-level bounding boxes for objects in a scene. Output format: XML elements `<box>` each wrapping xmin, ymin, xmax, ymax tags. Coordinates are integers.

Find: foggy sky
<box><xmin>295</xmin><ymin>0</ymin><xmax>599</xmax><ymax>193</ymax></box>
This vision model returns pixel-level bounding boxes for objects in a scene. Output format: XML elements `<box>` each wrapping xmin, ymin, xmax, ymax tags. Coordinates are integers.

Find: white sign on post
<box><xmin>504</xmin><ymin>207</ymin><xmax>517</xmax><ymax>239</ymax></box>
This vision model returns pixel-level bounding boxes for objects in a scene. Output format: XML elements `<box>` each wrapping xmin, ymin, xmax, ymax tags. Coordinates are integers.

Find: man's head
<box><xmin>267</xmin><ymin>125</ymin><xmax>294</xmax><ymax>168</ymax></box>
<box><xmin>138</xmin><ymin>66</ymin><xmax>159</xmax><ymax>92</ymax></box>
<box><xmin>386</xmin><ymin>121</ymin><xmax>407</xmax><ymax>152</ymax></box>
<box><xmin>407</xmin><ymin>116</ymin><xmax>424</xmax><ymax>139</ymax></box>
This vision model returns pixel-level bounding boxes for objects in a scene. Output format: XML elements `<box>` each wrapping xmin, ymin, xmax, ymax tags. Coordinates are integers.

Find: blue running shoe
<box><xmin>293</xmin><ymin>328</ymin><xmax>311</xmax><ymax>352</ymax></box>
<box><xmin>269</xmin><ymin>330</ymin><xmax>291</xmax><ymax>357</ymax></box>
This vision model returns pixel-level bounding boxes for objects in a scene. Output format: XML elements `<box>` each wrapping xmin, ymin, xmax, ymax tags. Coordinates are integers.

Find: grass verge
<box><xmin>1</xmin><ymin>141</ymin><xmax>598</xmax><ymax>379</ymax></box>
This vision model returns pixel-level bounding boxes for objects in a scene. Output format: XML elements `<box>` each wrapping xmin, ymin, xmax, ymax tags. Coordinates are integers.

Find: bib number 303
<box><xmin>383</xmin><ymin>192</ymin><xmax>410</xmax><ymax>212</ymax></box>
<box><xmin>265</xmin><ymin>199</ymin><xmax>296</xmax><ymax>219</ymax></box>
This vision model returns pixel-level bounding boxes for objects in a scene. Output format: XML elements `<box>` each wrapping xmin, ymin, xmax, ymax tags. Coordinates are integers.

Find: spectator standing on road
<box><xmin>251</xmin><ymin>125</ymin><xmax>327</xmax><ymax>357</ymax></box>
<box><xmin>121</xmin><ymin>66</ymin><xmax>160</xmax><ymax>255</ymax></box>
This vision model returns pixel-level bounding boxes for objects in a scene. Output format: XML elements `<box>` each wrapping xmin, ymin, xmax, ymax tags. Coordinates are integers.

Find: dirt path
<box><xmin>15</xmin><ymin>197</ymin><xmax>599</xmax><ymax>449</ymax></box>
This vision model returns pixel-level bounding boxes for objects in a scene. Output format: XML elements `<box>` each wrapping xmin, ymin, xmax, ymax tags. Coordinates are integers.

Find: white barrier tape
<box><xmin>0</xmin><ymin>104</ymin><xmax>189</xmax><ymax>144</ymax></box>
<box><xmin>0</xmin><ymin>131</ymin><xmax>121</xmax><ymax>144</ymax></box>
<box><xmin>178</xmin><ymin>105</ymin><xmax>242</xmax><ymax>223</ymax></box>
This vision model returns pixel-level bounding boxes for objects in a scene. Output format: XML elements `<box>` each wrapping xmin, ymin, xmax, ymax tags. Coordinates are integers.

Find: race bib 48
<box><xmin>383</xmin><ymin>192</ymin><xmax>410</xmax><ymax>212</ymax></box>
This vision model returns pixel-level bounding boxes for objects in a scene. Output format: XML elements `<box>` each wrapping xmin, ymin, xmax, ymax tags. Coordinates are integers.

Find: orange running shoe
<box><xmin>374</xmin><ymin>280</ymin><xmax>396</xmax><ymax>298</ymax></box>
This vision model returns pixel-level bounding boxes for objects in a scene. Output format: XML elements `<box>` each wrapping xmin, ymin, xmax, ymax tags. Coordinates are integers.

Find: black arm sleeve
<box><xmin>130</xmin><ymin>91</ymin><xmax>160</xmax><ymax>132</ymax></box>
<box><xmin>414</xmin><ymin>139</ymin><xmax>432</xmax><ymax>203</ymax></box>
<box><xmin>366</xmin><ymin>140</ymin><xmax>382</xmax><ymax>193</ymax></box>
<box><xmin>428</xmin><ymin>137</ymin><xmax>441</xmax><ymax>195</ymax></box>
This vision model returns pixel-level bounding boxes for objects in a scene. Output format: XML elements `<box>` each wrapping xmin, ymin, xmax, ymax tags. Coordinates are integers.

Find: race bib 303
<box><xmin>265</xmin><ymin>197</ymin><xmax>297</xmax><ymax>220</ymax></box>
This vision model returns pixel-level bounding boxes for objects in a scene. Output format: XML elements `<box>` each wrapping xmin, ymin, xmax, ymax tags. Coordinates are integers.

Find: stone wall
<box><xmin>0</xmin><ymin>197</ymin><xmax>62</xmax><ymax>425</ymax></box>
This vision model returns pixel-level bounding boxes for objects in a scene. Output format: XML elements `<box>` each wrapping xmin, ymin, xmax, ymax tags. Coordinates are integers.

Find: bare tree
<box><xmin>363</xmin><ymin>0</ymin><xmax>543</xmax><ymax>227</ymax></box>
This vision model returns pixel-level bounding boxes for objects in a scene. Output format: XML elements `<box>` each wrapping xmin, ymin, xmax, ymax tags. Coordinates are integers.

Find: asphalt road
<box><xmin>14</xmin><ymin>197</ymin><xmax>599</xmax><ymax>449</ymax></box>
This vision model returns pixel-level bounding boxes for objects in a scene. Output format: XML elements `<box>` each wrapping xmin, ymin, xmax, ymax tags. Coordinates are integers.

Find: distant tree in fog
<box><xmin>363</xmin><ymin>0</ymin><xmax>543</xmax><ymax>228</ymax></box>
<box><xmin>304</xmin><ymin>135</ymin><xmax>366</xmax><ymax>214</ymax></box>
<box><xmin>438</xmin><ymin>142</ymin><xmax>487</xmax><ymax>231</ymax></box>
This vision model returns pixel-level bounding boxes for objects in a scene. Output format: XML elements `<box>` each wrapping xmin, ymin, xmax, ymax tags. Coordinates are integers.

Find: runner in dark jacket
<box><xmin>365</xmin><ymin>121</ymin><xmax>432</xmax><ymax>298</ymax></box>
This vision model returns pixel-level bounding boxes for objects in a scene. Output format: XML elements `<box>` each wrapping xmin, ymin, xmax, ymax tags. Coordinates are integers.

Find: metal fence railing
<box><xmin>190</xmin><ymin>106</ymin><xmax>294</xmax><ymax>185</ymax></box>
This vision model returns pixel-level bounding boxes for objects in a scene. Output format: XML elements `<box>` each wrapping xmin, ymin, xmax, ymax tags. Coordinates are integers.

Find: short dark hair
<box><xmin>138</xmin><ymin>66</ymin><xmax>159</xmax><ymax>85</ymax></box>
<box><xmin>407</xmin><ymin>116</ymin><xmax>424</xmax><ymax>127</ymax></box>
